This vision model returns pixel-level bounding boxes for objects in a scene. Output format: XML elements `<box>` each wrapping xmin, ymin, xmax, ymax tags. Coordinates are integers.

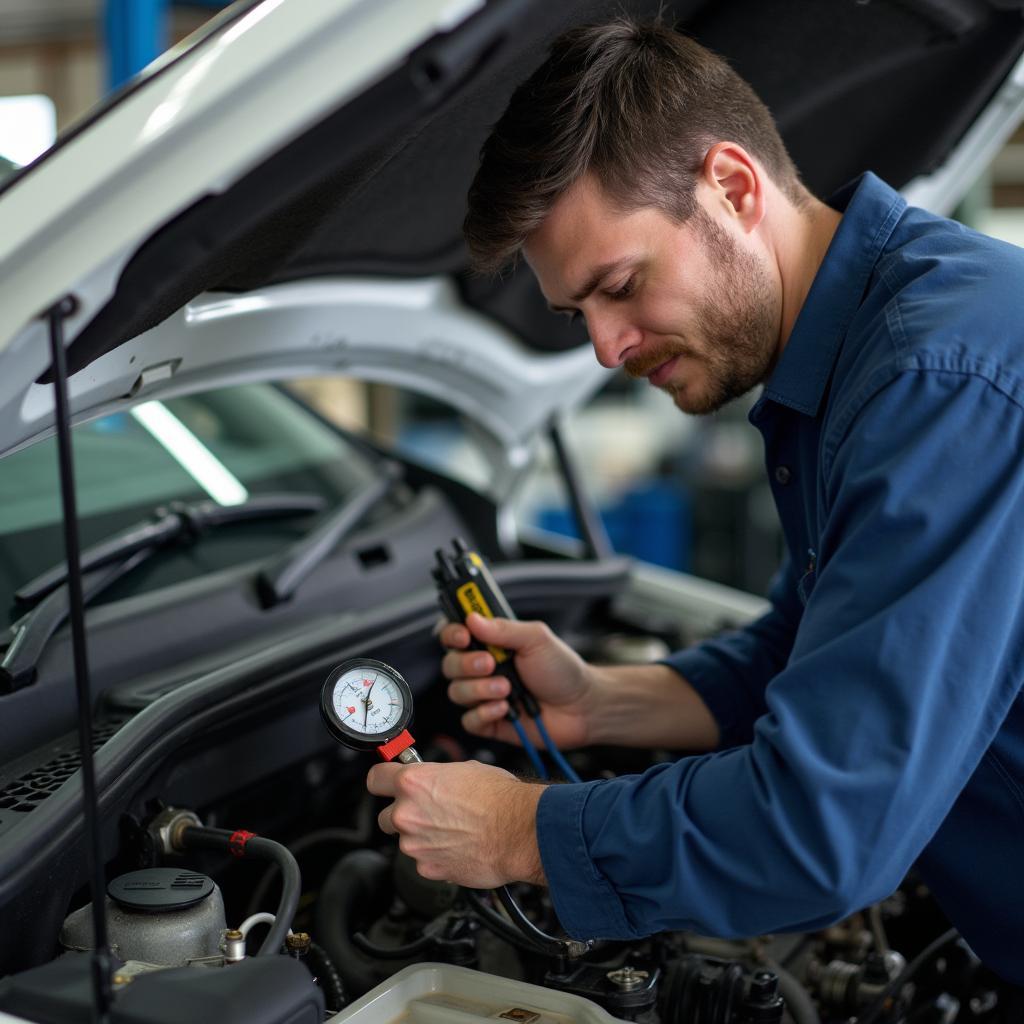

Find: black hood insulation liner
<box><xmin>50</xmin><ymin>0</ymin><xmax>1024</xmax><ymax>378</ymax></box>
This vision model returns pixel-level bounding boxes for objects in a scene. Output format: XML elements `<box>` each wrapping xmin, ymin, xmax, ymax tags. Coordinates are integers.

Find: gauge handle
<box><xmin>377</xmin><ymin>729</ymin><xmax>419</xmax><ymax>762</ymax></box>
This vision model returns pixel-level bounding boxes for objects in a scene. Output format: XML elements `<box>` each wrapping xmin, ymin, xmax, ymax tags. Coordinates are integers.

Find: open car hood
<box><xmin>1</xmin><ymin>0</ymin><xmax>1024</xmax><ymax>461</ymax></box>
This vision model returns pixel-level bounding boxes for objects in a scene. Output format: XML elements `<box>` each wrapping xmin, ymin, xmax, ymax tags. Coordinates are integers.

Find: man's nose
<box><xmin>587</xmin><ymin>312</ymin><xmax>641</xmax><ymax>369</ymax></box>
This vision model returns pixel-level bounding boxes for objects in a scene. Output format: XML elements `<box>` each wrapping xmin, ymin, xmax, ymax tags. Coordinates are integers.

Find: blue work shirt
<box><xmin>536</xmin><ymin>172</ymin><xmax>1024</xmax><ymax>984</ymax></box>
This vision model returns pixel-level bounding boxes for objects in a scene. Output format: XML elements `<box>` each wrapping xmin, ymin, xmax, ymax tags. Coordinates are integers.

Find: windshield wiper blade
<box><xmin>257</xmin><ymin>462</ymin><xmax>403</xmax><ymax>608</ymax></box>
<box><xmin>16</xmin><ymin>493</ymin><xmax>327</xmax><ymax>606</ymax></box>
<box><xmin>1</xmin><ymin>493</ymin><xmax>327</xmax><ymax>694</ymax></box>
<box><xmin>1</xmin><ymin>548</ymin><xmax>154</xmax><ymax>692</ymax></box>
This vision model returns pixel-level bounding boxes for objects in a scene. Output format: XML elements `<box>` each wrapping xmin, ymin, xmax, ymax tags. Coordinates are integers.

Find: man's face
<box><xmin>524</xmin><ymin>175</ymin><xmax>782</xmax><ymax>415</ymax></box>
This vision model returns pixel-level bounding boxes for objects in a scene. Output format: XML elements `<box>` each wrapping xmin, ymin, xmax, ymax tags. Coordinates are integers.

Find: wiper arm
<box><xmin>1</xmin><ymin>493</ymin><xmax>326</xmax><ymax>693</ymax></box>
<box><xmin>16</xmin><ymin>493</ymin><xmax>327</xmax><ymax>605</ymax></box>
<box><xmin>257</xmin><ymin>462</ymin><xmax>403</xmax><ymax>608</ymax></box>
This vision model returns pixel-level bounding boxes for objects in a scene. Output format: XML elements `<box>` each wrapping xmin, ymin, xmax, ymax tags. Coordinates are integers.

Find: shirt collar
<box><xmin>758</xmin><ymin>171</ymin><xmax>906</xmax><ymax>418</ymax></box>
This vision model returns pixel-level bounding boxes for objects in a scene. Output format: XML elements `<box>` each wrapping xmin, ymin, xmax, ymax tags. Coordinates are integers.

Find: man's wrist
<box><xmin>583</xmin><ymin>663</ymin><xmax>618</xmax><ymax>746</ymax></box>
<box><xmin>581</xmin><ymin>662</ymin><xmax>721</xmax><ymax>751</ymax></box>
<box><xmin>497</xmin><ymin>780</ymin><xmax>547</xmax><ymax>884</ymax></box>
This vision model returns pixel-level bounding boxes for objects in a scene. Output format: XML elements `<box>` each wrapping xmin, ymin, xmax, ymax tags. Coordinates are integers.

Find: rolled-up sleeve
<box><xmin>538</xmin><ymin>368</ymin><xmax>1024</xmax><ymax>941</ymax></box>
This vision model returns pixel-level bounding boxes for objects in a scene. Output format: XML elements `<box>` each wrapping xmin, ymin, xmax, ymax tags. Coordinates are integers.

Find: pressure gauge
<box><xmin>320</xmin><ymin>658</ymin><xmax>420</xmax><ymax>762</ymax></box>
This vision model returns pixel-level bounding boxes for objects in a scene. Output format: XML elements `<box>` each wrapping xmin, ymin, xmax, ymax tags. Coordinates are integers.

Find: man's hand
<box><xmin>441</xmin><ymin>613</ymin><xmax>596</xmax><ymax>750</ymax></box>
<box><xmin>366</xmin><ymin>759</ymin><xmax>547</xmax><ymax>888</ymax></box>
<box><xmin>443</xmin><ymin>613</ymin><xmax>721</xmax><ymax>752</ymax></box>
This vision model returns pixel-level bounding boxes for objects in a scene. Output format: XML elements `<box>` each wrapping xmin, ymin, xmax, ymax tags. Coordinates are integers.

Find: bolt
<box><xmin>606</xmin><ymin>965</ymin><xmax>649</xmax><ymax>992</ymax></box>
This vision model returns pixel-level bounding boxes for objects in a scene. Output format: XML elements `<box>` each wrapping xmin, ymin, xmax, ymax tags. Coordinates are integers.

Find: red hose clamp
<box><xmin>377</xmin><ymin>729</ymin><xmax>416</xmax><ymax>761</ymax></box>
<box><xmin>228</xmin><ymin>829</ymin><xmax>256</xmax><ymax>857</ymax></box>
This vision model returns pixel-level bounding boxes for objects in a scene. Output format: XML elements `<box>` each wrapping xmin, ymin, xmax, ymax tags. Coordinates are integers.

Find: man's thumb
<box><xmin>466</xmin><ymin>612</ymin><xmax>538</xmax><ymax>650</ymax></box>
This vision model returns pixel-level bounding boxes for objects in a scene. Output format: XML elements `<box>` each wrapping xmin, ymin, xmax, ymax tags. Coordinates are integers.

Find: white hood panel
<box><xmin>0</xmin><ymin>0</ymin><xmax>482</xmax><ymax>367</ymax></box>
<box><xmin>1</xmin><ymin>277</ymin><xmax>613</xmax><ymax>492</ymax></box>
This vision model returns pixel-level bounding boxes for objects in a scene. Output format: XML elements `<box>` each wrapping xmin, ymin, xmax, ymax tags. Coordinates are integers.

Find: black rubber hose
<box><xmin>856</xmin><ymin>928</ymin><xmax>959</xmax><ymax>1024</ymax></box>
<box><xmin>352</xmin><ymin>930</ymin><xmax>433</xmax><ymax>960</ymax></box>
<box><xmin>245</xmin><ymin>804</ymin><xmax>374</xmax><ymax>919</ymax></box>
<box><xmin>464</xmin><ymin>888</ymin><xmax>603</xmax><ymax>961</ymax></box>
<box><xmin>314</xmin><ymin>849</ymin><xmax>397</xmax><ymax>998</ymax></box>
<box><xmin>495</xmin><ymin>885</ymin><xmax>569</xmax><ymax>957</ymax></box>
<box><xmin>463</xmin><ymin>888</ymin><xmax>555</xmax><ymax>957</ymax></box>
<box><xmin>306</xmin><ymin>941</ymin><xmax>346</xmax><ymax>1013</ymax></box>
<box><xmin>765</xmin><ymin>959</ymin><xmax>821</xmax><ymax>1024</ymax></box>
<box><xmin>178</xmin><ymin>826</ymin><xmax>300</xmax><ymax>956</ymax></box>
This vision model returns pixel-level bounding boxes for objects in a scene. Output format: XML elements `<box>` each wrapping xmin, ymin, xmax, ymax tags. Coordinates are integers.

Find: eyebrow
<box><xmin>547</xmin><ymin>256</ymin><xmax>639</xmax><ymax>313</ymax></box>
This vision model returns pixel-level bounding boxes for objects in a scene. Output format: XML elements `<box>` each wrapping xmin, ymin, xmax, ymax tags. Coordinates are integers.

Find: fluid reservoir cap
<box><xmin>107</xmin><ymin>868</ymin><xmax>214</xmax><ymax>912</ymax></box>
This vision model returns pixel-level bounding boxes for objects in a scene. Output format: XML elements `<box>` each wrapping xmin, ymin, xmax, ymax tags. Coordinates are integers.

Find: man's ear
<box><xmin>701</xmin><ymin>142</ymin><xmax>765</xmax><ymax>233</ymax></box>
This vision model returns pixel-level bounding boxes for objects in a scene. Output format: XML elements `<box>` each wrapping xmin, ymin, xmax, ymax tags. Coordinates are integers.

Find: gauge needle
<box><xmin>363</xmin><ymin>673</ymin><xmax>378</xmax><ymax>726</ymax></box>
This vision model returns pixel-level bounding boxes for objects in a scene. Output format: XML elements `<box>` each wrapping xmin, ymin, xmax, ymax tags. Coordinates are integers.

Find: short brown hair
<box><xmin>464</xmin><ymin>18</ymin><xmax>807</xmax><ymax>275</ymax></box>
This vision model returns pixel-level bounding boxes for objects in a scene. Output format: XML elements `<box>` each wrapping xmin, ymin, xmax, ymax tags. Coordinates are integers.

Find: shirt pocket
<box><xmin>796</xmin><ymin>548</ymin><xmax>817</xmax><ymax>607</ymax></box>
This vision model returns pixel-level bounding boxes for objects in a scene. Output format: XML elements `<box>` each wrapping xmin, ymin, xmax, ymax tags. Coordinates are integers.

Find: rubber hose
<box><xmin>857</xmin><ymin>928</ymin><xmax>959</xmax><ymax>1024</ymax></box>
<box><xmin>766</xmin><ymin>960</ymin><xmax>821</xmax><ymax>1024</ymax></box>
<box><xmin>353</xmin><ymin>929</ymin><xmax>435</xmax><ymax>960</ymax></box>
<box><xmin>495</xmin><ymin>885</ymin><xmax>568</xmax><ymax>957</ymax></box>
<box><xmin>314</xmin><ymin>848</ymin><xmax>398</xmax><ymax>998</ymax></box>
<box><xmin>246</xmin><ymin>837</ymin><xmax>301</xmax><ymax>955</ymax></box>
<box><xmin>306</xmin><ymin>940</ymin><xmax>347</xmax><ymax>1013</ymax></box>
<box><xmin>246</xmin><ymin>795</ymin><xmax>375</xmax><ymax>918</ymax></box>
<box><xmin>178</xmin><ymin>826</ymin><xmax>300</xmax><ymax>957</ymax></box>
<box><xmin>463</xmin><ymin>888</ymin><xmax>556</xmax><ymax>958</ymax></box>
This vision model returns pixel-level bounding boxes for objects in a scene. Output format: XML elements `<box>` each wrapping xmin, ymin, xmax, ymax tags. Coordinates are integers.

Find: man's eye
<box><xmin>607</xmin><ymin>276</ymin><xmax>636</xmax><ymax>301</ymax></box>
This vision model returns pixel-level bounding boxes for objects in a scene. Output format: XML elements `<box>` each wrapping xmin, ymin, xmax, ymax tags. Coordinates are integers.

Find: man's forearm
<box><xmin>585</xmin><ymin>663</ymin><xmax>720</xmax><ymax>751</ymax></box>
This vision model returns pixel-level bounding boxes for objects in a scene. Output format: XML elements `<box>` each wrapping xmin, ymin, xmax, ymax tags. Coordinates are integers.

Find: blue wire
<box><xmin>534</xmin><ymin>715</ymin><xmax>581</xmax><ymax>783</ymax></box>
<box><xmin>510</xmin><ymin>715</ymin><xmax>548</xmax><ymax>779</ymax></box>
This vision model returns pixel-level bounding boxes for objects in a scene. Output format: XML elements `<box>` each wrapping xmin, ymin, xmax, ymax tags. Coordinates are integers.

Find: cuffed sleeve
<box><xmin>536</xmin><ymin>781</ymin><xmax>636</xmax><ymax>939</ymax></box>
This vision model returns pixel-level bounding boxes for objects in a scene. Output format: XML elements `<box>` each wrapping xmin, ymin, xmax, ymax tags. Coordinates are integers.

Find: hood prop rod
<box><xmin>45</xmin><ymin>295</ymin><xmax>113</xmax><ymax>1022</ymax></box>
<box><xmin>549</xmin><ymin>419</ymin><xmax>613</xmax><ymax>560</ymax></box>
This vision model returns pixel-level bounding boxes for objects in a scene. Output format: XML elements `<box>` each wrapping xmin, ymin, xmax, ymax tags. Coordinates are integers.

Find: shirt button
<box><xmin>774</xmin><ymin>465</ymin><xmax>792</xmax><ymax>485</ymax></box>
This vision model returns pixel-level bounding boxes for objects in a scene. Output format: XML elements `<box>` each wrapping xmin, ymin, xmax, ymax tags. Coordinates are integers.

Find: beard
<box><xmin>624</xmin><ymin>212</ymin><xmax>780</xmax><ymax>415</ymax></box>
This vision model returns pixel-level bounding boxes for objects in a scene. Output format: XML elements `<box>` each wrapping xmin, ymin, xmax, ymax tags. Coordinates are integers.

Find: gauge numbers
<box><xmin>320</xmin><ymin>658</ymin><xmax>413</xmax><ymax>751</ymax></box>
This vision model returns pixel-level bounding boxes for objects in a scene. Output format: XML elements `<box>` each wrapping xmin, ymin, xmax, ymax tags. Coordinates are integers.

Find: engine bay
<box><xmin>0</xmin><ymin>552</ymin><xmax>1013</xmax><ymax>1023</ymax></box>
<box><xmin>0</xmin><ymin>406</ymin><xmax>1015</xmax><ymax>1022</ymax></box>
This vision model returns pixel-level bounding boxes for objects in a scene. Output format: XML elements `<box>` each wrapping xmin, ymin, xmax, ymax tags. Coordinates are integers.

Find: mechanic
<box><xmin>366</xmin><ymin>18</ymin><xmax>1024</xmax><ymax>987</ymax></box>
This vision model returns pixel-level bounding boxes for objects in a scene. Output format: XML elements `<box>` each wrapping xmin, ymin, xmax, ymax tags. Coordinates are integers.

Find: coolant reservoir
<box><xmin>331</xmin><ymin>963</ymin><xmax>631</xmax><ymax>1023</ymax></box>
<box><xmin>59</xmin><ymin>868</ymin><xmax>227</xmax><ymax>966</ymax></box>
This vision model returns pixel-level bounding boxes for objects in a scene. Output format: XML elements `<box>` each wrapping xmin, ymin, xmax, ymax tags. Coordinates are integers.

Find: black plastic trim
<box><xmin>0</xmin><ymin>557</ymin><xmax>631</xmax><ymax>905</ymax></box>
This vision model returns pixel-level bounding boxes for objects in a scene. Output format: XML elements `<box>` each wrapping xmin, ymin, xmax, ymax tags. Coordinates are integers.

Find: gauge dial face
<box><xmin>320</xmin><ymin>659</ymin><xmax>413</xmax><ymax>750</ymax></box>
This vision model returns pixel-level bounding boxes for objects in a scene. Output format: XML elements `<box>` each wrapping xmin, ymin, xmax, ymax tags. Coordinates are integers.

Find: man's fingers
<box><xmin>447</xmin><ymin>676</ymin><xmax>509</xmax><ymax>707</ymax></box>
<box><xmin>438</xmin><ymin>622</ymin><xmax>471</xmax><ymax>649</ymax></box>
<box><xmin>377</xmin><ymin>802</ymin><xmax>397</xmax><ymax>835</ymax></box>
<box><xmin>366</xmin><ymin>762</ymin><xmax>402</xmax><ymax>797</ymax></box>
<box><xmin>461</xmin><ymin>700</ymin><xmax>511</xmax><ymax>736</ymax></box>
<box><xmin>442</xmin><ymin>649</ymin><xmax>496</xmax><ymax>681</ymax></box>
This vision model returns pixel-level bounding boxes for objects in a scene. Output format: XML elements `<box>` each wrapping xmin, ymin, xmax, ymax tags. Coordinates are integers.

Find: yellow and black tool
<box><xmin>432</xmin><ymin>538</ymin><xmax>540</xmax><ymax>720</ymax></box>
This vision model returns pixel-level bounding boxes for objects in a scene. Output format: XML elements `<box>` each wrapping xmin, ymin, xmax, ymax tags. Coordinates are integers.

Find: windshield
<box><xmin>0</xmin><ymin>382</ymin><xmax>381</xmax><ymax>623</ymax></box>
